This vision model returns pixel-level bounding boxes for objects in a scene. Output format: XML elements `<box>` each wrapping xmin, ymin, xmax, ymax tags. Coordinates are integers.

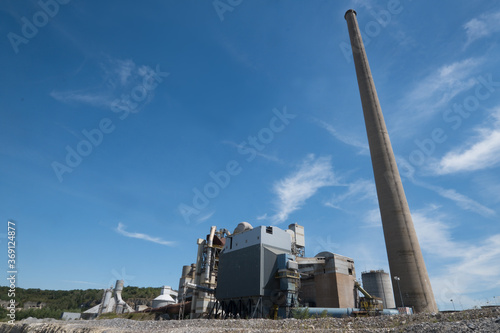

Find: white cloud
<box><xmin>396</xmin><ymin>155</ymin><xmax>495</xmax><ymax>217</ymax></box>
<box><xmin>438</xmin><ymin>130</ymin><xmax>500</xmax><ymax>173</ymax></box>
<box><xmin>363</xmin><ymin>208</ymin><xmax>382</xmax><ymax>228</ymax></box>
<box><xmin>314</xmin><ymin>119</ymin><xmax>369</xmax><ymax>154</ymax></box>
<box><xmin>270</xmin><ymin>155</ymin><xmax>337</xmax><ymax>223</ymax></box>
<box><xmin>325</xmin><ymin>179</ymin><xmax>377</xmax><ymax>209</ymax></box>
<box><xmin>222</xmin><ymin>140</ymin><xmax>282</xmax><ymax>163</ymax></box>
<box><xmin>51</xmin><ymin>58</ymin><xmax>158</xmax><ymax>109</ymax></box>
<box><xmin>412</xmin><ymin>206</ymin><xmax>500</xmax><ymax>309</ymax></box>
<box><xmin>256</xmin><ymin>213</ymin><xmax>268</xmax><ymax>220</ymax></box>
<box><xmin>464</xmin><ymin>12</ymin><xmax>500</xmax><ymax>47</ymax></box>
<box><xmin>115</xmin><ymin>223</ymin><xmax>175</xmax><ymax>246</ymax></box>
<box><xmin>195</xmin><ymin>211</ymin><xmax>215</xmax><ymax>224</ymax></box>
<box><xmin>114</xmin><ymin>59</ymin><xmax>135</xmax><ymax>85</ymax></box>
<box><xmin>413</xmin><ymin>207</ymin><xmax>464</xmax><ymax>258</ymax></box>
<box><xmin>50</xmin><ymin>90</ymin><xmax>112</xmax><ymax>108</ymax></box>
<box><xmin>411</xmin><ymin>178</ymin><xmax>495</xmax><ymax>217</ymax></box>
<box><xmin>351</xmin><ymin>0</ymin><xmax>373</xmax><ymax>10</ymax></box>
<box><xmin>403</xmin><ymin>58</ymin><xmax>481</xmax><ymax>120</ymax></box>
<box><xmin>436</xmin><ymin>110</ymin><xmax>500</xmax><ymax>174</ymax></box>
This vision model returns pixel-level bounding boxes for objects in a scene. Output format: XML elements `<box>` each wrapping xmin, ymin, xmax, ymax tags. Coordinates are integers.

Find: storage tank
<box><xmin>152</xmin><ymin>286</ymin><xmax>176</xmax><ymax>308</ymax></box>
<box><xmin>361</xmin><ymin>270</ymin><xmax>396</xmax><ymax>309</ymax></box>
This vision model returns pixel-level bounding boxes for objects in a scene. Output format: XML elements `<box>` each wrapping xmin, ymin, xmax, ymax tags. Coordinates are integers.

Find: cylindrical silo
<box><xmin>361</xmin><ymin>270</ymin><xmax>395</xmax><ymax>309</ymax></box>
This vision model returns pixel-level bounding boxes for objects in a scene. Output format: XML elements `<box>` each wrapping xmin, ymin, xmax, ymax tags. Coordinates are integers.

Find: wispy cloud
<box><xmin>114</xmin><ymin>59</ymin><xmax>135</xmax><ymax>85</ymax></box>
<box><xmin>351</xmin><ymin>0</ymin><xmax>373</xmax><ymax>10</ymax></box>
<box><xmin>411</xmin><ymin>178</ymin><xmax>495</xmax><ymax>217</ymax></box>
<box><xmin>222</xmin><ymin>140</ymin><xmax>282</xmax><ymax>163</ymax></box>
<box><xmin>115</xmin><ymin>223</ymin><xmax>175</xmax><ymax>246</ymax></box>
<box><xmin>413</xmin><ymin>206</ymin><xmax>500</xmax><ymax>309</ymax></box>
<box><xmin>195</xmin><ymin>211</ymin><xmax>215</xmax><ymax>224</ymax></box>
<box><xmin>437</xmin><ymin>131</ymin><xmax>500</xmax><ymax>173</ymax></box>
<box><xmin>325</xmin><ymin>179</ymin><xmax>376</xmax><ymax>209</ymax></box>
<box><xmin>314</xmin><ymin>119</ymin><xmax>369</xmax><ymax>154</ymax></box>
<box><xmin>362</xmin><ymin>208</ymin><xmax>382</xmax><ymax>228</ymax></box>
<box><xmin>464</xmin><ymin>11</ymin><xmax>500</xmax><ymax>48</ymax></box>
<box><xmin>50</xmin><ymin>90</ymin><xmax>112</xmax><ymax>108</ymax></box>
<box><xmin>413</xmin><ymin>206</ymin><xmax>464</xmax><ymax>258</ymax></box>
<box><xmin>402</xmin><ymin>58</ymin><xmax>481</xmax><ymax>121</ymax></box>
<box><xmin>435</xmin><ymin>110</ymin><xmax>500</xmax><ymax>174</ymax></box>
<box><xmin>395</xmin><ymin>155</ymin><xmax>496</xmax><ymax>217</ymax></box>
<box><xmin>270</xmin><ymin>155</ymin><xmax>337</xmax><ymax>223</ymax></box>
<box><xmin>256</xmin><ymin>213</ymin><xmax>268</xmax><ymax>220</ymax></box>
<box><xmin>51</xmin><ymin>57</ymin><xmax>157</xmax><ymax>109</ymax></box>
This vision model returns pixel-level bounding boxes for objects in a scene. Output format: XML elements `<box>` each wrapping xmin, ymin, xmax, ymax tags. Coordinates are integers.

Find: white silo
<box><xmin>152</xmin><ymin>286</ymin><xmax>176</xmax><ymax>308</ymax></box>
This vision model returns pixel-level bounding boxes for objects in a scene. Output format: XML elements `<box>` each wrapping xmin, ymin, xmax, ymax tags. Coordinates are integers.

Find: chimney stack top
<box><xmin>344</xmin><ymin>9</ymin><xmax>357</xmax><ymax>20</ymax></box>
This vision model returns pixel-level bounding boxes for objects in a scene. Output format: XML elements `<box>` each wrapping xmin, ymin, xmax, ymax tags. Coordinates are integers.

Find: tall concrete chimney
<box><xmin>344</xmin><ymin>9</ymin><xmax>438</xmax><ymax>313</ymax></box>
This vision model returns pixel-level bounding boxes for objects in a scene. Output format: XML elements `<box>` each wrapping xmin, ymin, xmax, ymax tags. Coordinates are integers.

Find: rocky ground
<box><xmin>0</xmin><ymin>307</ymin><xmax>499</xmax><ymax>332</ymax></box>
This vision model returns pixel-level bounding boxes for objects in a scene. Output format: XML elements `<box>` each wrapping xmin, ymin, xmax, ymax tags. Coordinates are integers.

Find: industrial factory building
<box><xmin>176</xmin><ymin>222</ymin><xmax>395</xmax><ymax>319</ymax></box>
<box><xmin>215</xmin><ymin>224</ymin><xmax>300</xmax><ymax>318</ymax></box>
<box><xmin>300</xmin><ymin>252</ymin><xmax>358</xmax><ymax>308</ymax></box>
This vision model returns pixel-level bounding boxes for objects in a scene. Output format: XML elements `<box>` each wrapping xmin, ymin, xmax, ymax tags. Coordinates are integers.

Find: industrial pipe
<box><xmin>99</xmin><ymin>288</ymin><xmax>112</xmax><ymax>315</ymax></box>
<box><xmin>185</xmin><ymin>282</ymin><xmax>215</xmax><ymax>294</ymax></box>
<box><xmin>192</xmin><ymin>238</ymin><xmax>205</xmax><ymax>316</ymax></box>
<box><xmin>114</xmin><ymin>280</ymin><xmax>127</xmax><ymax>313</ymax></box>
<box><xmin>204</xmin><ymin>226</ymin><xmax>217</xmax><ymax>282</ymax></box>
<box><xmin>295</xmin><ymin>307</ymin><xmax>399</xmax><ymax>317</ymax></box>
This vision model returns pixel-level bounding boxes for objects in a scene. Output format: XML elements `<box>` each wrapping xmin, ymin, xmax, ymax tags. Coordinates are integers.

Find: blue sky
<box><xmin>1</xmin><ymin>0</ymin><xmax>500</xmax><ymax>311</ymax></box>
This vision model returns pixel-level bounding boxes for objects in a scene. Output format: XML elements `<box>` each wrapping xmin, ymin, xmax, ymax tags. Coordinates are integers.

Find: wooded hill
<box><xmin>0</xmin><ymin>285</ymin><xmax>162</xmax><ymax>320</ymax></box>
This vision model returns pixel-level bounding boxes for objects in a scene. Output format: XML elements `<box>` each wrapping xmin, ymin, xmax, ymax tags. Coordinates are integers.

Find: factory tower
<box><xmin>344</xmin><ymin>9</ymin><xmax>438</xmax><ymax>313</ymax></box>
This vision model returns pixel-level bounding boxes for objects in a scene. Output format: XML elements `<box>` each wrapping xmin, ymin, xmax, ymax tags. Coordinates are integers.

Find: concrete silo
<box><xmin>361</xmin><ymin>270</ymin><xmax>396</xmax><ymax>309</ymax></box>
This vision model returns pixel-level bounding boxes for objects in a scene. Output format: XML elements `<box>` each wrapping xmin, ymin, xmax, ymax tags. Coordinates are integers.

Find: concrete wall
<box><xmin>300</xmin><ymin>252</ymin><xmax>357</xmax><ymax>308</ymax></box>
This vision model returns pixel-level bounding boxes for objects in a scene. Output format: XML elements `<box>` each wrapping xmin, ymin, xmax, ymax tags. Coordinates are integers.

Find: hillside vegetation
<box><xmin>0</xmin><ymin>286</ymin><xmax>161</xmax><ymax>321</ymax></box>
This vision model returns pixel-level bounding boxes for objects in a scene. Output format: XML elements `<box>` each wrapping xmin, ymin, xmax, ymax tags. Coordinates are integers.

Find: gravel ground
<box><xmin>1</xmin><ymin>307</ymin><xmax>499</xmax><ymax>332</ymax></box>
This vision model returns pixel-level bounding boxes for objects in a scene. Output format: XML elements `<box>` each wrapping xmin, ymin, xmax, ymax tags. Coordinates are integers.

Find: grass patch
<box><xmin>97</xmin><ymin>312</ymin><xmax>119</xmax><ymax>319</ymax></box>
<box><xmin>97</xmin><ymin>312</ymin><xmax>156</xmax><ymax>321</ymax></box>
<box><xmin>292</xmin><ymin>308</ymin><xmax>311</xmax><ymax>319</ymax></box>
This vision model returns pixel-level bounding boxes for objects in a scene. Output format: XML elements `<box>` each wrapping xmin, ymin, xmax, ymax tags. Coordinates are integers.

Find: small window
<box><xmin>348</xmin><ymin>268</ymin><xmax>353</xmax><ymax>275</ymax></box>
<box><xmin>266</xmin><ymin>226</ymin><xmax>273</xmax><ymax>234</ymax></box>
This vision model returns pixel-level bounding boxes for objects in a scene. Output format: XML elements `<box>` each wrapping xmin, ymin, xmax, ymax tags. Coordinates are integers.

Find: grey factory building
<box><xmin>177</xmin><ymin>222</ymin><xmax>397</xmax><ymax>319</ymax></box>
